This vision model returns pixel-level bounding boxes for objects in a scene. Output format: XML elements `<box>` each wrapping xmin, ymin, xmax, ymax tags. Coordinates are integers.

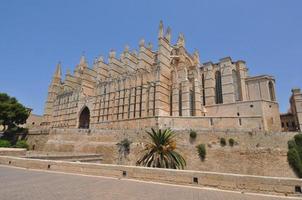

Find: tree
<box><xmin>0</xmin><ymin>93</ymin><xmax>29</xmax><ymax>132</ymax></box>
<box><xmin>136</xmin><ymin>128</ymin><xmax>186</xmax><ymax>169</ymax></box>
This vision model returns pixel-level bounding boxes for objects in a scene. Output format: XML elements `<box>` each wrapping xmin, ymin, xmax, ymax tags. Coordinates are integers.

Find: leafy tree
<box><xmin>136</xmin><ymin>128</ymin><xmax>186</xmax><ymax>169</ymax></box>
<box><xmin>0</xmin><ymin>93</ymin><xmax>29</xmax><ymax>132</ymax></box>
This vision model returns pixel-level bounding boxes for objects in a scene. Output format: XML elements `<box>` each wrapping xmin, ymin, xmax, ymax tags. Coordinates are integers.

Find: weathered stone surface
<box><xmin>27</xmin><ymin>129</ymin><xmax>298</xmax><ymax>178</ymax></box>
<box><xmin>0</xmin><ymin>148</ymin><xmax>26</xmax><ymax>157</ymax></box>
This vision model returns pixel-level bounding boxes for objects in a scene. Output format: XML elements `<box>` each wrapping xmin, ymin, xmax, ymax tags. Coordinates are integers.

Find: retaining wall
<box><xmin>0</xmin><ymin>156</ymin><xmax>301</xmax><ymax>197</ymax></box>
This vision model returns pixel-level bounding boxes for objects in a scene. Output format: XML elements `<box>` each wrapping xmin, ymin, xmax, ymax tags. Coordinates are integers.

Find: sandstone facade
<box><xmin>281</xmin><ymin>88</ymin><xmax>302</xmax><ymax>131</ymax></box>
<box><xmin>42</xmin><ymin>21</ymin><xmax>281</xmax><ymax>132</ymax></box>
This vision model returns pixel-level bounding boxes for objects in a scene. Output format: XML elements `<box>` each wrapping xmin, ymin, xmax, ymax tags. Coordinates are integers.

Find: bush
<box><xmin>196</xmin><ymin>144</ymin><xmax>206</xmax><ymax>161</ymax></box>
<box><xmin>189</xmin><ymin>130</ymin><xmax>197</xmax><ymax>140</ymax></box>
<box><xmin>229</xmin><ymin>138</ymin><xmax>235</xmax><ymax>147</ymax></box>
<box><xmin>220</xmin><ymin>138</ymin><xmax>226</xmax><ymax>147</ymax></box>
<box><xmin>288</xmin><ymin>139</ymin><xmax>296</xmax><ymax>149</ymax></box>
<box><xmin>0</xmin><ymin>139</ymin><xmax>11</xmax><ymax>148</ymax></box>
<box><xmin>287</xmin><ymin>134</ymin><xmax>302</xmax><ymax>178</ymax></box>
<box><xmin>117</xmin><ymin>138</ymin><xmax>132</xmax><ymax>155</ymax></box>
<box><xmin>288</xmin><ymin>148</ymin><xmax>302</xmax><ymax>177</ymax></box>
<box><xmin>294</xmin><ymin>134</ymin><xmax>302</xmax><ymax>146</ymax></box>
<box><xmin>15</xmin><ymin>140</ymin><xmax>29</xmax><ymax>149</ymax></box>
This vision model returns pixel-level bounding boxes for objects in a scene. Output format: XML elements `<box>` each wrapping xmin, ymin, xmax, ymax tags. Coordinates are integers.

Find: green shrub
<box><xmin>220</xmin><ymin>138</ymin><xmax>226</xmax><ymax>147</ymax></box>
<box><xmin>288</xmin><ymin>139</ymin><xmax>296</xmax><ymax>149</ymax></box>
<box><xmin>288</xmin><ymin>148</ymin><xmax>302</xmax><ymax>177</ymax></box>
<box><xmin>117</xmin><ymin>138</ymin><xmax>132</xmax><ymax>156</ymax></box>
<box><xmin>15</xmin><ymin>140</ymin><xmax>29</xmax><ymax>149</ymax></box>
<box><xmin>287</xmin><ymin>134</ymin><xmax>302</xmax><ymax>178</ymax></box>
<box><xmin>294</xmin><ymin>134</ymin><xmax>302</xmax><ymax>146</ymax></box>
<box><xmin>229</xmin><ymin>138</ymin><xmax>235</xmax><ymax>147</ymax></box>
<box><xmin>0</xmin><ymin>139</ymin><xmax>11</xmax><ymax>148</ymax></box>
<box><xmin>196</xmin><ymin>144</ymin><xmax>206</xmax><ymax>161</ymax></box>
<box><xmin>189</xmin><ymin>130</ymin><xmax>197</xmax><ymax>140</ymax></box>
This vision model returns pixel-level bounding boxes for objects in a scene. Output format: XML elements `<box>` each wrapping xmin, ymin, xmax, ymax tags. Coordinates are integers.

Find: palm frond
<box><xmin>136</xmin><ymin>128</ymin><xmax>186</xmax><ymax>170</ymax></box>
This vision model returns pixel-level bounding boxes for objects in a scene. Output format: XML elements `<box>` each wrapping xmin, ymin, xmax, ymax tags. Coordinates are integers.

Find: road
<box><xmin>0</xmin><ymin>165</ymin><xmax>299</xmax><ymax>200</ymax></box>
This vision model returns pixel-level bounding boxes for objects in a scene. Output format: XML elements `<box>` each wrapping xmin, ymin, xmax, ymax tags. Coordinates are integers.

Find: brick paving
<box><xmin>0</xmin><ymin>165</ymin><xmax>298</xmax><ymax>200</ymax></box>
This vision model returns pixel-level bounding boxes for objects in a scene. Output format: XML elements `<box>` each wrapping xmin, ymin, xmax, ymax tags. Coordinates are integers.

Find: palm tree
<box><xmin>136</xmin><ymin>128</ymin><xmax>186</xmax><ymax>169</ymax></box>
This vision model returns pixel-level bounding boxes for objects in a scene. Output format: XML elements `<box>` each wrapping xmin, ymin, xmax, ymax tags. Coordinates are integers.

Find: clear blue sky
<box><xmin>0</xmin><ymin>0</ymin><xmax>301</xmax><ymax>115</ymax></box>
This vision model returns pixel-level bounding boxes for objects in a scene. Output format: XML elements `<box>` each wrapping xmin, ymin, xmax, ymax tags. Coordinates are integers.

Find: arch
<box><xmin>268</xmin><ymin>81</ymin><xmax>276</xmax><ymax>101</ymax></box>
<box><xmin>78</xmin><ymin>106</ymin><xmax>90</xmax><ymax>129</ymax></box>
<box><xmin>232</xmin><ymin>70</ymin><xmax>242</xmax><ymax>101</ymax></box>
<box><xmin>215</xmin><ymin>71</ymin><xmax>223</xmax><ymax>104</ymax></box>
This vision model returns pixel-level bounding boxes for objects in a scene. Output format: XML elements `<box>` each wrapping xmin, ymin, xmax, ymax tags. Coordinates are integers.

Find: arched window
<box><xmin>215</xmin><ymin>71</ymin><xmax>223</xmax><ymax>104</ymax></box>
<box><xmin>268</xmin><ymin>81</ymin><xmax>275</xmax><ymax>101</ymax></box>
<box><xmin>79</xmin><ymin>107</ymin><xmax>90</xmax><ymax>129</ymax></box>
<box><xmin>232</xmin><ymin>70</ymin><xmax>241</xmax><ymax>101</ymax></box>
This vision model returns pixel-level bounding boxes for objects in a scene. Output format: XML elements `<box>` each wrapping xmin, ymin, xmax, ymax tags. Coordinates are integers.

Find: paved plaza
<box><xmin>0</xmin><ymin>165</ymin><xmax>299</xmax><ymax>200</ymax></box>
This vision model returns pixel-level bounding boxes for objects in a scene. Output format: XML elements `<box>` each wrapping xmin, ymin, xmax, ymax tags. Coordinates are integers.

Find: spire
<box><xmin>124</xmin><ymin>45</ymin><xmax>130</xmax><ymax>53</ymax></box>
<box><xmin>54</xmin><ymin>62</ymin><xmax>62</xmax><ymax>78</ymax></box>
<box><xmin>158</xmin><ymin>20</ymin><xmax>164</xmax><ymax>38</ymax></box>
<box><xmin>109</xmin><ymin>49</ymin><xmax>116</xmax><ymax>58</ymax></box>
<box><xmin>93</xmin><ymin>57</ymin><xmax>98</xmax><ymax>64</ymax></box>
<box><xmin>97</xmin><ymin>55</ymin><xmax>104</xmax><ymax>62</ymax></box>
<box><xmin>177</xmin><ymin>33</ymin><xmax>185</xmax><ymax>47</ymax></box>
<box><xmin>66</xmin><ymin>68</ymin><xmax>71</xmax><ymax>76</ymax></box>
<box><xmin>165</xmin><ymin>26</ymin><xmax>171</xmax><ymax>43</ymax></box>
<box><xmin>139</xmin><ymin>38</ymin><xmax>145</xmax><ymax>47</ymax></box>
<box><xmin>79</xmin><ymin>54</ymin><xmax>87</xmax><ymax>65</ymax></box>
<box><xmin>147</xmin><ymin>42</ymin><xmax>153</xmax><ymax>50</ymax></box>
<box><xmin>193</xmin><ymin>49</ymin><xmax>200</xmax><ymax>64</ymax></box>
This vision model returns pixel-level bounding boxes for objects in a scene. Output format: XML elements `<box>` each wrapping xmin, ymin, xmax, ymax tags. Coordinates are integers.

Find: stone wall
<box><xmin>26</xmin><ymin>130</ymin><xmax>50</xmax><ymax>151</ymax></box>
<box><xmin>91</xmin><ymin>115</ymin><xmax>265</xmax><ymax>132</ymax></box>
<box><xmin>27</xmin><ymin>128</ymin><xmax>298</xmax><ymax>178</ymax></box>
<box><xmin>0</xmin><ymin>156</ymin><xmax>301</xmax><ymax>196</ymax></box>
<box><xmin>0</xmin><ymin>148</ymin><xmax>26</xmax><ymax>157</ymax></box>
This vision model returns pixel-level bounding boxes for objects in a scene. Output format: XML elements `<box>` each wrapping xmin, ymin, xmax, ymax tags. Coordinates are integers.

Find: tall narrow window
<box><xmin>98</xmin><ymin>95</ymin><xmax>102</xmax><ymax>122</ymax></box>
<box><xmin>202</xmin><ymin>73</ymin><xmax>206</xmax><ymax>106</ymax></box>
<box><xmin>232</xmin><ymin>70</ymin><xmax>242</xmax><ymax>101</ymax></box>
<box><xmin>170</xmin><ymin>85</ymin><xmax>173</xmax><ymax>116</ymax></box>
<box><xmin>139</xmin><ymin>85</ymin><xmax>143</xmax><ymax>118</ymax></box>
<box><xmin>117</xmin><ymin>86</ymin><xmax>120</xmax><ymax>120</ymax></box>
<box><xmin>179</xmin><ymin>83</ymin><xmax>182</xmax><ymax>116</ymax></box>
<box><xmin>128</xmin><ymin>88</ymin><xmax>131</xmax><ymax>119</ymax></box>
<box><xmin>189</xmin><ymin>89</ymin><xmax>195</xmax><ymax>116</ymax></box>
<box><xmin>268</xmin><ymin>81</ymin><xmax>275</xmax><ymax>101</ymax></box>
<box><xmin>122</xmin><ymin>82</ymin><xmax>126</xmax><ymax>119</ymax></box>
<box><xmin>215</xmin><ymin>71</ymin><xmax>223</xmax><ymax>104</ymax></box>
<box><xmin>102</xmin><ymin>87</ymin><xmax>106</xmax><ymax>121</ymax></box>
<box><xmin>134</xmin><ymin>87</ymin><xmax>137</xmax><ymax>118</ymax></box>
<box><xmin>146</xmin><ymin>86</ymin><xmax>150</xmax><ymax>116</ymax></box>
<box><xmin>153</xmin><ymin>84</ymin><xmax>156</xmax><ymax>116</ymax></box>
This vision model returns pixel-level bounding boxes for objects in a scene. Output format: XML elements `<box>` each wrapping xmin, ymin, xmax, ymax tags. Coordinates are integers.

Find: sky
<box><xmin>0</xmin><ymin>0</ymin><xmax>301</xmax><ymax>115</ymax></box>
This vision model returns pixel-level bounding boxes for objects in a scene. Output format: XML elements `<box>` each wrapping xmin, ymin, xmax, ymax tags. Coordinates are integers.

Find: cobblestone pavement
<box><xmin>0</xmin><ymin>165</ymin><xmax>299</xmax><ymax>200</ymax></box>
